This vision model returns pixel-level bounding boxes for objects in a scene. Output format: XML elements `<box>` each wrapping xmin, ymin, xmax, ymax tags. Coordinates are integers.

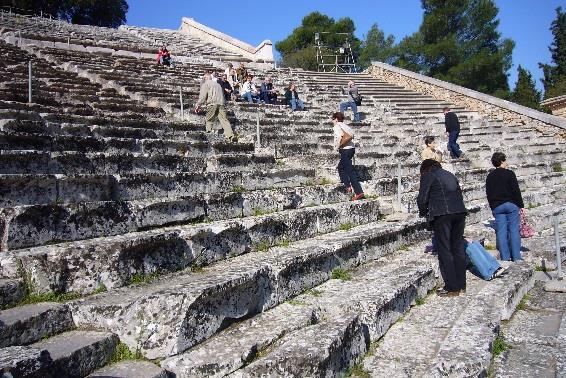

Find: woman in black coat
<box><xmin>417</xmin><ymin>159</ymin><xmax>468</xmax><ymax>297</ymax></box>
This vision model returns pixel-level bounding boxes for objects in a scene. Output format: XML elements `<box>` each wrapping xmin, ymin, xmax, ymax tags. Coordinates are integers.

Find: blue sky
<box><xmin>126</xmin><ymin>0</ymin><xmax>565</xmax><ymax>92</ymax></box>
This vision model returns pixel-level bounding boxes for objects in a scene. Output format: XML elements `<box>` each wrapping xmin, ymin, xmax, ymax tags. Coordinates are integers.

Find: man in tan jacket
<box><xmin>195</xmin><ymin>72</ymin><xmax>237</xmax><ymax>142</ymax></box>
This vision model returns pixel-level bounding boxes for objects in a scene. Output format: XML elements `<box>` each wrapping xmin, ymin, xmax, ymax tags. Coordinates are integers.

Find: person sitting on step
<box><xmin>156</xmin><ymin>45</ymin><xmax>172</xmax><ymax>66</ymax></box>
<box><xmin>218</xmin><ymin>74</ymin><xmax>234</xmax><ymax>102</ymax></box>
<box><xmin>241</xmin><ymin>75</ymin><xmax>260</xmax><ymax>103</ymax></box>
<box><xmin>260</xmin><ymin>77</ymin><xmax>278</xmax><ymax>104</ymax></box>
<box><xmin>284</xmin><ymin>83</ymin><xmax>304</xmax><ymax>111</ymax></box>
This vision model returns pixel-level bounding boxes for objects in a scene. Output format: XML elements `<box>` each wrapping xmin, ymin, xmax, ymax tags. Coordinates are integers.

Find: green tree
<box><xmin>1</xmin><ymin>0</ymin><xmax>128</xmax><ymax>28</ymax></box>
<box><xmin>539</xmin><ymin>7</ymin><xmax>566</xmax><ymax>99</ymax></box>
<box><xmin>358</xmin><ymin>23</ymin><xmax>396</xmax><ymax>69</ymax></box>
<box><xmin>275</xmin><ymin>11</ymin><xmax>361</xmax><ymax>70</ymax></box>
<box><xmin>396</xmin><ymin>0</ymin><xmax>514</xmax><ymax>97</ymax></box>
<box><xmin>510</xmin><ymin>66</ymin><xmax>542</xmax><ymax>110</ymax></box>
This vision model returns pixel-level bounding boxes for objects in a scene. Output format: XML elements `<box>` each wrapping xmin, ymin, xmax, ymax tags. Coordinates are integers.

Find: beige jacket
<box><xmin>197</xmin><ymin>79</ymin><xmax>226</xmax><ymax>107</ymax></box>
<box><xmin>421</xmin><ymin>147</ymin><xmax>442</xmax><ymax>162</ymax></box>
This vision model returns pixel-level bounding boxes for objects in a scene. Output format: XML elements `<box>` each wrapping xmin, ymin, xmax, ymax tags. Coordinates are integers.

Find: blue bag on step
<box><xmin>465</xmin><ymin>240</ymin><xmax>500</xmax><ymax>280</ymax></box>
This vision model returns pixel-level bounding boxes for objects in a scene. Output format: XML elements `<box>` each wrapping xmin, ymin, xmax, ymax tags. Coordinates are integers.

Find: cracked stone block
<box><xmin>88</xmin><ymin>360</ymin><xmax>168</xmax><ymax>378</ymax></box>
<box><xmin>0</xmin><ymin>346</ymin><xmax>52</xmax><ymax>378</ymax></box>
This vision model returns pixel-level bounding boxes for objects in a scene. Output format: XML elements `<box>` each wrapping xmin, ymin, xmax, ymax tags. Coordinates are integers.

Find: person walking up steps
<box><xmin>195</xmin><ymin>72</ymin><xmax>237</xmax><ymax>142</ymax></box>
<box><xmin>332</xmin><ymin>112</ymin><xmax>364</xmax><ymax>201</ymax></box>
<box><xmin>443</xmin><ymin>107</ymin><xmax>462</xmax><ymax>159</ymax></box>
<box><xmin>339</xmin><ymin>80</ymin><xmax>361</xmax><ymax>122</ymax></box>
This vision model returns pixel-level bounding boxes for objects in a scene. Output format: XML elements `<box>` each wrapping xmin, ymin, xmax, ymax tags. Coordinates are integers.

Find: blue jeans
<box><xmin>492</xmin><ymin>202</ymin><xmax>522</xmax><ymax>261</ymax></box>
<box><xmin>242</xmin><ymin>91</ymin><xmax>259</xmax><ymax>103</ymax></box>
<box><xmin>338</xmin><ymin>148</ymin><xmax>362</xmax><ymax>195</ymax></box>
<box><xmin>290</xmin><ymin>98</ymin><xmax>304</xmax><ymax>110</ymax></box>
<box><xmin>447</xmin><ymin>131</ymin><xmax>461</xmax><ymax>158</ymax></box>
<box><xmin>465</xmin><ymin>240</ymin><xmax>501</xmax><ymax>280</ymax></box>
<box><xmin>339</xmin><ymin>101</ymin><xmax>360</xmax><ymax>122</ymax></box>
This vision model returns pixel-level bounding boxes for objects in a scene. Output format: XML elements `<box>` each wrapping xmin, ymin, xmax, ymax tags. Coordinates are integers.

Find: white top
<box><xmin>333</xmin><ymin>122</ymin><xmax>355</xmax><ymax>151</ymax></box>
<box><xmin>241</xmin><ymin>81</ymin><xmax>256</xmax><ymax>94</ymax></box>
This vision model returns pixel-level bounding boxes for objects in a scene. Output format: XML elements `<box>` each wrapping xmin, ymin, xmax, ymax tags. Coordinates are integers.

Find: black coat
<box><xmin>444</xmin><ymin>112</ymin><xmax>460</xmax><ymax>132</ymax></box>
<box><xmin>417</xmin><ymin>166</ymin><xmax>467</xmax><ymax>220</ymax></box>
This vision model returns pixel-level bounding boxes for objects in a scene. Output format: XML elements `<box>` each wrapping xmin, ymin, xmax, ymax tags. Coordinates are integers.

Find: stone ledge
<box><xmin>369</xmin><ymin>62</ymin><xmax>566</xmax><ymax>136</ymax></box>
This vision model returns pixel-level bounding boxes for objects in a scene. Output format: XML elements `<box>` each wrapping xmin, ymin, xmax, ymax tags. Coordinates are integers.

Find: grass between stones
<box><xmin>109</xmin><ymin>342</ymin><xmax>144</xmax><ymax>364</ymax></box>
<box><xmin>232</xmin><ymin>185</ymin><xmax>246</xmax><ymax>193</ymax></box>
<box><xmin>516</xmin><ymin>294</ymin><xmax>531</xmax><ymax>311</ymax></box>
<box><xmin>11</xmin><ymin>291</ymin><xmax>82</xmax><ymax>309</ymax></box>
<box><xmin>491</xmin><ymin>334</ymin><xmax>511</xmax><ymax>357</ymax></box>
<box><xmin>346</xmin><ymin>362</ymin><xmax>371</xmax><ymax>378</ymax></box>
<box><xmin>254</xmin><ymin>241</ymin><xmax>271</xmax><ymax>252</ymax></box>
<box><xmin>527</xmin><ymin>202</ymin><xmax>541</xmax><ymax>209</ymax></box>
<box><xmin>535</xmin><ymin>265</ymin><xmax>548</xmax><ymax>272</ymax></box>
<box><xmin>128</xmin><ymin>271</ymin><xmax>161</xmax><ymax>286</ymax></box>
<box><xmin>305</xmin><ymin>288</ymin><xmax>323</xmax><ymax>297</ymax></box>
<box><xmin>552</xmin><ymin>162</ymin><xmax>563</xmax><ymax>172</ymax></box>
<box><xmin>397</xmin><ymin>244</ymin><xmax>410</xmax><ymax>251</ymax></box>
<box><xmin>484</xmin><ymin>243</ymin><xmax>496</xmax><ymax>250</ymax></box>
<box><xmin>339</xmin><ymin>222</ymin><xmax>354</xmax><ymax>231</ymax></box>
<box><xmin>331</xmin><ymin>268</ymin><xmax>352</xmax><ymax>281</ymax></box>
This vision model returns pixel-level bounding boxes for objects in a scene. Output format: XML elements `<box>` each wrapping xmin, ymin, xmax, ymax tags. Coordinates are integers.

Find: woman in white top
<box><xmin>332</xmin><ymin>111</ymin><xmax>364</xmax><ymax>200</ymax></box>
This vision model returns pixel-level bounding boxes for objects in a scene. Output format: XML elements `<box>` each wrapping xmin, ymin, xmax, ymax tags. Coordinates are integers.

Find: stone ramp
<box><xmin>491</xmin><ymin>279</ymin><xmax>566</xmax><ymax>377</ymax></box>
<box><xmin>360</xmin><ymin>261</ymin><xmax>534</xmax><ymax>377</ymax></box>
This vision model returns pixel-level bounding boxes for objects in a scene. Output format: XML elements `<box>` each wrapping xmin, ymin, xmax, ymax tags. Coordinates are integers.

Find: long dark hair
<box><xmin>420</xmin><ymin>159</ymin><xmax>441</xmax><ymax>176</ymax></box>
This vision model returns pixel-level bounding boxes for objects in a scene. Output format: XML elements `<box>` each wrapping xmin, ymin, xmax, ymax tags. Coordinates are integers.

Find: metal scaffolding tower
<box><xmin>315</xmin><ymin>32</ymin><xmax>357</xmax><ymax>73</ymax></box>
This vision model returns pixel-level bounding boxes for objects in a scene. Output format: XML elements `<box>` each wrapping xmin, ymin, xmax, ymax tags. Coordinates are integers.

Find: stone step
<box><xmin>0</xmin><ymin>302</ymin><xmax>74</xmax><ymax>347</ymax></box>
<box><xmin>491</xmin><ymin>280</ymin><xmax>566</xmax><ymax>377</ymax></box>
<box><xmin>0</xmin><ymin>168</ymin><xmax>316</xmax><ymax>207</ymax></box>
<box><xmin>0</xmin><ymin>278</ymin><xmax>25</xmax><ymax>308</ymax></box>
<box><xmin>0</xmin><ymin>345</ymin><xmax>53</xmax><ymax>377</ymax></box>
<box><xmin>163</xmin><ymin>248</ymin><xmax>436</xmax><ymax>377</ymax></box>
<box><xmin>1</xmin><ymin>199</ymin><xmax>386</xmax><ymax>294</ymax></box>
<box><xmin>0</xmin><ymin>150</ymin><xmax>276</xmax><ymax>175</ymax></box>
<box><xmin>31</xmin><ymin>330</ymin><xmax>119</xmax><ymax>377</ymax></box>
<box><xmin>2</xmin><ymin>183</ymin><xmax>354</xmax><ymax>250</ymax></box>
<box><xmin>69</xmin><ymin>216</ymin><xmax>432</xmax><ymax>360</ymax></box>
<box><xmin>88</xmin><ymin>360</ymin><xmax>168</xmax><ymax>378</ymax></box>
<box><xmin>361</xmin><ymin>262</ymin><xmax>534</xmax><ymax>377</ymax></box>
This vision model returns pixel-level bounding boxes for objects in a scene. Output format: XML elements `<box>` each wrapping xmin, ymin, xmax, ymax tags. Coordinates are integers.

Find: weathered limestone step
<box><xmin>1</xmin><ymin>183</ymin><xmax>353</xmax><ymax>250</ymax></box>
<box><xmin>491</xmin><ymin>280</ymin><xmax>566</xmax><ymax>377</ymax></box>
<box><xmin>0</xmin><ymin>168</ymin><xmax>316</xmax><ymax>207</ymax></box>
<box><xmin>361</xmin><ymin>262</ymin><xmax>534</xmax><ymax>377</ymax></box>
<box><xmin>70</xmin><ymin>217</ymin><xmax>429</xmax><ymax>360</ymax></box>
<box><xmin>1</xmin><ymin>199</ymin><xmax>384</xmax><ymax>294</ymax></box>
<box><xmin>0</xmin><ymin>302</ymin><xmax>74</xmax><ymax>347</ymax></box>
<box><xmin>0</xmin><ymin>278</ymin><xmax>24</xmax><ymax>308</ymax></box>
<box><xmin>225</xmin><ymin>249</ymin><xmax>436</xmax><ymax>378</ymax></box>
<box><xmin>0</xmin><ymin>345</ymin><xmax>52</xmax><ymax>378</ymax></box>
<box><xmin>31</xmin><ymin>330</ymin><xmax>119</xmax><ymax>377</ymax></box>
<box><xmin>88</xmin><ymin>360</ymin><xmax>168</xmax><ymax>378</ymax></box>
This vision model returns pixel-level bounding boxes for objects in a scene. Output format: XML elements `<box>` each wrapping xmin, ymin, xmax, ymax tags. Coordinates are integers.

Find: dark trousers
<box><xmin>448</xmin><ymin>131</ymin><xmax>461</xmax><ymax>158</ymax></box>
<box><xmin>338</xmin><ymin>148</ymin><xmax>363</xmax><ymax>195</ymax></box>
<box><xmin>432</xmin><ymin>213</ymin><xmax>467</xmax><ymax>291</ymax></box>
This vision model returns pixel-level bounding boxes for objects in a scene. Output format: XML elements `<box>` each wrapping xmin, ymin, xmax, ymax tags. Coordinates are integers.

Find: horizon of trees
<box><xmin>276</xmin><ymin>3</ymin><xmax>565</xmax><ymax>110</ymax></box>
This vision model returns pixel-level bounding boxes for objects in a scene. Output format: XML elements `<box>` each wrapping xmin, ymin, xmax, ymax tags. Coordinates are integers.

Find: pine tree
<box><xmin>357</xmin><ymin>23</ymin><xmax>396</xmax><ymax>69</ymax></box>
<box><xmin>539</xmin><ymin>7</ymin><xmax>566</xmax><ymax>99</ymax></box>
<box><xmin>397</xmin><ymin>0</ymin><xmax>514</xmax><ymax>97</ymax></box>
<box><xmin>510</xmin><ymin>66</ymin><xmax>542</xmax><ymax>110</ymax></box>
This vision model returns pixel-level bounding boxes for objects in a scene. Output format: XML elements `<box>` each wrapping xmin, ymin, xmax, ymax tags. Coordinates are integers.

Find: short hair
<box><xmin>491</xmin><ymin>152</ymin><xmax>506</xmax><ymax>167</ymax></box>
<box><xmin>424</xmin><ymin>136</ymin><xmax>435</xmax><ymax>146</ymax></box>
<box><xmin>443</xmin><ymin>107</ymin><xmax>450</xmax><ymax>112</ymax></box>
<box><xmin>420</xmin><ymin>159</ymin><xmax>441</xmax><ymax>175</ymax></box>
<box><xmin>332</xmin><ymin>112</ymin><xmax>345</xmax><ymax>122</ymax></box>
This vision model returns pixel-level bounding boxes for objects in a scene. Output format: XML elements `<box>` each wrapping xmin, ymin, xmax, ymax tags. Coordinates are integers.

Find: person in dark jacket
<box><xmin>260</xmin><ymin>77</ymin><xmax>278</xmax><ymax>104</ymax></box>
<box><xmin>443</xmin><ymin>107</ymin><xmax>462</xmax><ymax>159</ymax></box>
<box><xmin>417</xmin><ymin>159</ymin><xmax>468</xmax><ymax>296</ymax></box>
<box><xmin>486</xmin><ymin>152</ymin><xmax>525</xmax><ymax>262</ymax></box>
<box><xmin>218</xmin><ymin>74</ymin><xmax>234</xmax><ymax>101</ymax></box>
<box><xmin>284</xmin><ymin>83</ymin><xmax>304</xmax><ymax>111</ymax></box>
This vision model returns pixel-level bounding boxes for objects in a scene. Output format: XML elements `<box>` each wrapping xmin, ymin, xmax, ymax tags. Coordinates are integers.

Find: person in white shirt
<box><xmin>332</xmin><ymin>111</ymin><xmax>364</xmax><ymax>200</ymax></box>
<box><xmin>241</xmin><ymin>75</ymin><xmax>260</xmax><ymax>103</ymax></box>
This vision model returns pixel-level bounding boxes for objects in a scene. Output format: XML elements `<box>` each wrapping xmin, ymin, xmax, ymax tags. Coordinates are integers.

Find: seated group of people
<box><xmin>156</xmin><ymin>45</ymin><xmax>172</xmax><ymax>66</ymax></box>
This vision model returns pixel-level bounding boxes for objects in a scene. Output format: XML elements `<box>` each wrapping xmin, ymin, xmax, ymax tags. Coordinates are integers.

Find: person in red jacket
<box><xmin>156</xmin><ymin>45</ymin><xmax>171</xmax><ymax>66</ymax></box>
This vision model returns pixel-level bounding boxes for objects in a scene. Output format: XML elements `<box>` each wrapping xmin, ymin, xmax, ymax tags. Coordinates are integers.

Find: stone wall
<box><xmin>368</xmin><ymin>62</ymin><xmax>566</xmax><ymax>138</ymax></box>
<box><xmin>180</xmin><ymin>17</ymin><xmax>274</xmax><ymax>63</ymax></box>
<box><xmin>541</xmin><ymin>95</ymin><xmax>566</xmax><ymax>119</ymax></box>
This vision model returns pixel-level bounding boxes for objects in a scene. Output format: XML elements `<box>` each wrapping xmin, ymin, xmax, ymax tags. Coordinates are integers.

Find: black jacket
<box><xmin>486</xmin><ymin>168</ymin><xmax>524</xmax><ymax>210</ymax></box>
<box><xmin>284</xmin><ymin>89</ymin><xmax>299</xmax><ymax>102</ymax></box>
<box><xmin>444</xmin><ymin>112</ymin><xmax>460</xmax><ymax>133</ymax></box>
<box><xmin>417</xmin><ymin>166</ymin><xmax>467</xmax><ymax>220</ymax></box>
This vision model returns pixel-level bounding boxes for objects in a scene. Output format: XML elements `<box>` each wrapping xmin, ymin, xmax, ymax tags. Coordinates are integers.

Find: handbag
<box><xmin>520</xmin><ymin>212</ymin><xmax>535</xmax><ymax>238</ymax></box>
<box><xmin>354</xmin><ymin>95</ymin><xmax>362</xmax><ymax>106</ymax></box>
<box><xmin>339</xmin><ymin>128</ymin><xmax>353</xmax><ymax>148</ymax></box>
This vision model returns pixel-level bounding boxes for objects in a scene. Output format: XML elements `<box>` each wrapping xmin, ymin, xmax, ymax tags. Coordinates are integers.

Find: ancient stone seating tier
<box><xmin>0</xmin><ymin>30</ymin><xmax>564</xmax><ymax>378</ymax></box>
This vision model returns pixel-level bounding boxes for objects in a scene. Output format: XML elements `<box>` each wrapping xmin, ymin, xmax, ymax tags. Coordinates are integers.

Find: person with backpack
<box><xmin>339</xmin><ymin>80</ymin><xmax>361</xmax><ymax>122</ymax></box>
<box><xmin>332</xmin><ymin>112</ymin><xmax>364</xmax><ymax>201</ymax></box>
<box><xmin>486</xmin><ymin>152</ymin><xmax>525</xmax><ymax>262</ymax></box>
<box><xmin>417</xmin><ymin>159</ymin><xmax>467</xmax><ymax>297</ymax></box>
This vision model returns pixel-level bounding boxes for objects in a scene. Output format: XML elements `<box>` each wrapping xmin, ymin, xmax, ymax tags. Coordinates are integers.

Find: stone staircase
<box><xmin>0</xmin><ymin>18</ymin><xmax>565</xmax><ymax>378</ymax></box>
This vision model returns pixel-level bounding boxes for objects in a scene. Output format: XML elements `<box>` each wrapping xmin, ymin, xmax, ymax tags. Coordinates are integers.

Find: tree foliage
<box><xmin>407</xmin><ymin>0</ymin><xmax>514</xmax><ymax>97</ymax></box>
<box><xmin>1</xmin><ymin>0</ymin><xmax>128</xmax><ymax>28</ymax></box>
<box><xmin>358</xmin><ymin>23</ymin><xmax>396</xmax><ymax>69</ymax></box>
<box><xmin>275</xmin><ymin>12</ymin><xmax>361</xmax><ymax>70</ymax></box>
<box><xmin>510</xmin><ymin>66</ymin><xmax>542</xmax><ymax>110</ymax></box>
<box><xmin>539</xmin><ymin>7</ymin><xmax>566</xmax><ymax>99</ymax></box>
